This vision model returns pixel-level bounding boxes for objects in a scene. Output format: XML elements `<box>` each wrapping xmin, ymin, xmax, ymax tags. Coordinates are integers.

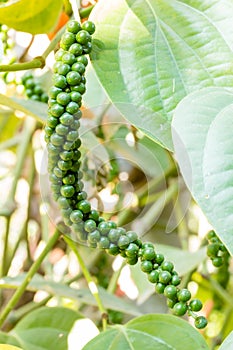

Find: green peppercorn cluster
<box><xmin>45</xmin><ymin>20</ymin><xmax>207</xmax><ymax>329</ymax></box>
<box><xmin>206</xmin><ymin>230</ymin><xmax>229</xmax><ymax>268</ymax></box>
<box><xmin>21</xmin><ymin>72</ymin><xmax>48</xmax><ymax>103</ymax></box>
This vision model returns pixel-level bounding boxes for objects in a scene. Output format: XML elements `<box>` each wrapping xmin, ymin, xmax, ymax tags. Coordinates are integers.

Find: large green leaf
<box><xmin>0</xmin><ymin>332</ymin><xmax>21</xmax><ymax>347</ymax></box>
<box><xmin>0</xmin><ymin>274</ymin><xmax>142</xmax><ymax>316</ymax></box>
<box><xmin>83</xmin><ymin>314</ymin><xmax>209</xmax><ymax>349</ymax></box>
<box><xmin>0</xmin><ymin>0</ymin><xmax>63</xmax><ymax>34</ymax></box>
<box><xmin>90</xmin><ymin>0</ymin><xmax>233</xmax><ymax>150</ymax></box>
<box><xmin>172</xmin><ymin>87</ymin><xmax>233</xmax><ymax>255</ymax></box>
<box><xmin>9</xmin><ymin>307</ymin><xmax>83</xmax><ymax>350</ymax></box>
<box><xmin>219</xmin><ymin>331</ymin><xmax>233</xmax><ymax>350</ymax></box>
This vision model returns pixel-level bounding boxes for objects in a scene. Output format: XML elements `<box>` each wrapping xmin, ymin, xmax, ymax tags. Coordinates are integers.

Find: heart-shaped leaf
<box><xmin>9</xmin><ymin>307</ymin><xmax>83</xmax><ymax>350</ymax></box>
<box><xmin>90</xmin><ymin>0</ymin><xmax>233</xmax><ymax>150</ymax></box>
<box><xmin>172</xmin><ymin>87</ymin><xmax>233</xmax><ymax>255</ymax></box>
<box><xmin>0</xmin><ymin>0</ymin><xmax>63</xmax><ymax>34</ymax></box>
<box><xmin>83</xmin><ymin>314</ymin><xmax>209</xmax><ymax>349</ymax></box>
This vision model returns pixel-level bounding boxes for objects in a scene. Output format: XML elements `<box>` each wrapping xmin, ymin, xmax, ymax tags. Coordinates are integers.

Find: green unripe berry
<box><xmin>66</xmin><ymin>71</ymin><xmax>81</xmax><ymax>85</ymax></box>
<box><xmin>44</xmin><ymin>126</ymin><xmax>53</xmax><ymax>136</ymax></box>
<box><xmin>207</xmin><ymin>230</ymin><xmax>216</xmax><ymax>240</ymax></box>
<box><xmin>117</xmin><ymin>235</ymin><xmax>130</xmax><ymax>249</ymax></box>
<box><xmin>66</xmin><ymin>20</ymin><xmax>81</xmax><ymax>34</ymax></box>
<box><xmin>141</xmin><ymin>260</ymin><xmax>153</xmax><ymax>273</ymax></box>
<box><xmin>76</xmin><ymin>30</ymin><xmax>91</xmax><ymax>44</ymax></box>
<box><xmin>66</xmin><ymin>101</ymin><xmax>79</xmax><ymax>114</ymax></box>
<box><xmin>62</xmin><ymin>52</ymin><xmax>76</xmax><ymax>65</ymax></box>
<box><xmin>89</xmin><ymin>210</ymin><xmax>99</xmax><ymax>221</ymax></box>
<box><xmin>164</xmin><ymin>285</ymin><xmax>178</xmax><ymax>299</ymax></box>
<box><xmin>70</xmin><ymin>91</ymin><xmax>82</xmax><ymax>103</ymax></box>
<box><xmin>70</xmin><ymin>210</ymin><xmax>83</xmax><ymax>223</ymax></box>
<box><xmin>98</xmin><ymin>236</ymin><xmax>110</xmax><ymax>249</ymax></box>
<box><xmin>71</xmin><ymin>83</ymin><xmax>86</xmax><ymax>94</ymax></box>
<box><xmin>142</xmin><ymin>247</ymin><xmax>156</xmax><ymax>261</ymax></box>
<box><xmin>50</xmin><ymin>103</ymin><xmax>65</xmax><ymax>117</ymax></box>
<box><xmin>194</xmin><ymin>316</ymin><xmax>208</xmax><ymax>329</ymax></box>
<box><xmin>60</xmin><ymin>112</ymin><xmax>74</xmax><ymax>126</ymax></box>
<box><xmin>41</xmin><ymin>93</ymin><xmax>49</xmax><ymax>103</ymax></box>
<box><xmin>126</xmin><ymin>231</ymin><xmax>138</xmax><ymax>242</ymax></box>
<box><xmin>67</xmin><ymin>130</ymin><xmax>79</xmax><ymax>142</ymax></box>
<box><xmin>148</xmin><ymin>270</ymin><xmax>159</xmax><ymax>283</ymax></box>
<box><xmin>82</xmin><ymin>21</ymin><xmax>96</xmax><ymax>35</ymax></box>
<box><xmin>173</xmin><ymin>302</ymin><xmax>188</xmax><ymax>316</ymax></box>
<box><xmin>50</xmin><ymin>133</ymin><xmax>64</xmax><ymax>146</ymax></box>
<box><xmin>108</xmin><ymin>229</ymin><xmax>121</xmax><ymax>243</ymax></box>
<box><xmin>171</xmin><ymin>274</ymin><xmax>181</xmax><ymax>286</ymax></box>
<box><xmin>63</xmin><ymin>174</ymin><xmax>75</xmax><ymax>184</ymax></box>
<box><xmin>159</xmin><ymin>271</ymin><xmax>172</xmax><ymax>284</ymax></box>
<box><xmin>53</xmin><ymin>74</ymin><xmax>67</xmax><ymax>89</ymax></box>
<box><xmin>125</xmin><ymin>243</ymin><xmax>139</xmax><ymax>257</ymax></box>
<box><xmin>57</xmin><ymin>196</ymin><xmax>70</xmax><ymax>209</ymax></box>
<box><xmin>48</xmin><ymin>142</ymin><xmax>59</xmax><ymax>155</ymax></box>
<box><xmin>69</xmin><ymin>43</ymin><xmax>83</xmax><ymax>56</ymax></box>
<box><xmin>56</xmin><ymin>92</ymin><xmax>71</xmax><ymax>106</ymax></box>
<box><xmin>77</xmin><ymin>200</ymin><xmax>91</xmax><ymax>213</ymax></box>
<box><xmin>177</xmin><ymin>289</ymin><xmax>191</xmax><ymax>302</ymax></box>
<box><xmin>72</xmin><ymin>62</ymin><xmax>86</xmax><ymax>74</ymax></box>
<box><xmin>49</xmin><ymin>86</ymin><xmax>62</xmax><ymax>98</ymax></box>
<box><xmin>127</xmin><ymin>257</ymin><xmax>138</xmax><ymax>265</ymax></box>
<box><xmin>84</xmin><ymin>219</ymin><xmax>96</xmax><ymax>233</ymax></box>
<box><xmin>55</xmin><ymin>49</ymin><xmax>64</xmax><ymax>61</ymax></box>
<box><xmin>207</xmin><ymin>243</ymin><xmax>220</xmax><ymax>257</ymax></box>
<box><xmin>61</xmin><ymin>32</ymin><xmax>76</xmax><ymax>46</ymax></box>
<box><xmin>53</xmin><ymin>166</ymin><xmax>66</xmax><ymax>178</ymax></box>
<box><xmin>212</xmin><ymin>256</ymin><xmax>223</xmax><ymax>267</ymax></box>
<box><xmin>88</xmin><ymin>229</ymin><xmax>101</xmax><ymax>243</ymax></box>
<box><xmin>98</xmin><ymin>221</ymin><xmax>109</xmax><ymax>235</ymax></box>
<box><xmin>58</xmin><ymin>159</ymin><xmax>72</xmax><ymax>171</ymax></box>
<box><xmin>155</xmin><ymin>282</ymin><xmax>165</xmax><ymax>294</ymax></box>
<box><xmin>25</xmin><ymin>78</ymin><xmax>35</xmax><ymax>88</ymax></box>
<box><xmin>60</xmin><ymin>185</ymin><xmax>75</xmax><ymax>198</ymax></box>
<box><xmin>77</xmin><ymin>191</ymin><xmax>87</xmax><ymax>201</ymax></box>
<box><xmin>56</xmin><ymin>124</ymin><xmax>69</xmax><ymax>136</ymax></box>
<box><xmin>107</xmin><ymin>243</ymin><xmax>120</xmax><ymax>256</ymax></box>
<box><xmin>155</xmin><ymin>253</ymin><xmax>164</xmax><ymax>265</ymax></box>
<box><xmin>83</xmin><ymin>42</ymin><xmax>92</xmax><ymax>54</ymax></box>
<box><xmin>189</xmin><ymin>299</ymin><xmax>203</xmax><ymax>312</ymax></box>
<box><xmin>76</xmin><ymin>55</ymin><xmax>88</xmax><ymax>66</ymax></box>
<box><xmin>161</xmin><ymin>261</ymin><xmax>174</xmax><ymax>272</ymax></box>
<box><xmin>34</xmin><ymin>85</ymin><xmax>43</xmax><ymax>95</ymax></box>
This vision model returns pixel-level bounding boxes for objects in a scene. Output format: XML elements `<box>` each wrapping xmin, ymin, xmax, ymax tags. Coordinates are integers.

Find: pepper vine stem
<box><xmin>0</xmin><ymin>56</ymin><xmax>45</xmax><ymax>72</ymax></box>
<box><xmin>0</xmin><ymin>24</ymin><xmax>66</xmax><ymax>72</ymax></box>
<box><xmin>64</xmin><ymin>235</ymin><xmax>108</xmax><ymax>331</ymax></box>
<box><xmin>0</xmin><ymin>229</ymin><xmax>61</xmax><ymax>328</ymax></box>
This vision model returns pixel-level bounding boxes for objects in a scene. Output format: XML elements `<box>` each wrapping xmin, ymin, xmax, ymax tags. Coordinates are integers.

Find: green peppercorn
<box><xmin>148</xmin><ymin>270</ymin><xmax>159</xmax><ymax>283</ymax></box>
<box><xmin>77</xmin><ymin>200</ymin><xmax>91</xmax><ymax>213</ymax></box>
<box><xmin>194</xmin><ymin>316</ymin><xmax>208</xmax><ymax>329</ymax></box>
<box><xmin>189</xmin><ymin>299</ymin><xmax>203</xmax><ymax>312</ymax></box>
<box><xmin>84</xmin><ymin>219</ymin><xmax>96</xmax><ymax>233</ymax></box>
<box><xmin>70</xmin><ymin>210</ymin><xmax>83</xmax><ymax>223</ymax></box>
<box><xmin>173</xmin><ymin>302</ymin><xmax>188</xmax><ymax>316</ymax></box>
<box><xmin>159</xmin><ymin>271</ymin><xmax>172</xmax><ymax>284</ymax></box>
